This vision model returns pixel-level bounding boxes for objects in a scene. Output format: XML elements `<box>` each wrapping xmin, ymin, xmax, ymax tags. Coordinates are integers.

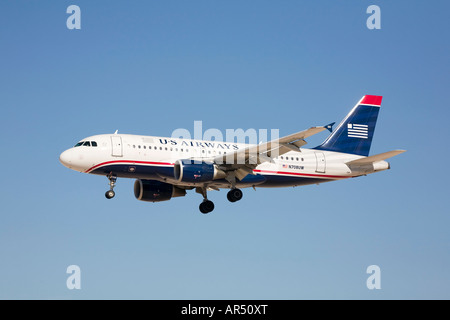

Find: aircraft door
<box><xmin>315</xmin><ymin>152</ymin><xmax>326</xmax><ymax>173</ymax></box>
<box><xmin>111</xmin><ymin>136</ymin><xmax>123</xmax><ymax>157</ymax></box>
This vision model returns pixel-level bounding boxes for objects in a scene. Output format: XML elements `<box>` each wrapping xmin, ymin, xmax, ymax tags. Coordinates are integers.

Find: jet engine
<box><xmin>173</xmin><ymin>160</ymin><xmax>226</xmax><ymax>183</ymax></box>
<box><xmin>134</xmin><ymin>180</ymin><xmax>186</xmax><ymax>202</ymax></box>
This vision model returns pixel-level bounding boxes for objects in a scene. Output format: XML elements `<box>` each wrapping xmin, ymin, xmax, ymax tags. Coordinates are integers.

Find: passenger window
<box><xmin>165</xmin><ymin>147</ymin><xmax>168</xmax><ymax>151</ymax></box>
<box><xmin>133</xmin><ymin>145</ymin><xmax>136</xmax><ymax>148</ymax></box>
<box><xmin>83</xmin><ymin>141</ymin><xmax>91</xmax><ymax>146</ymax></box>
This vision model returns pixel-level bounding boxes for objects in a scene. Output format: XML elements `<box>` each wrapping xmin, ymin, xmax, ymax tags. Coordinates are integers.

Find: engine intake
<box><xmin>134</xmin><ymin>180</ymin><xmax>186</xmax><ymax>202</ymax></box>
<box><xmin>174</xmin><ymin>160</ymin><xmax>226</xmax><ymax>183</ymax></box>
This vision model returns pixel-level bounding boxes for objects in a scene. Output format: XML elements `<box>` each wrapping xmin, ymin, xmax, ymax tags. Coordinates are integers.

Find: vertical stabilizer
<box><xmin>314</xmin><ymin>95</ymin><xmax>382</xmax><ymax>156</ymax></box>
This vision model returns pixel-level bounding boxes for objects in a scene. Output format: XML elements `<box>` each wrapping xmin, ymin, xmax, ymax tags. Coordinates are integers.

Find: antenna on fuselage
<box><xmin>114</xmin><ymin>130</ymin><xmax>118</xmax><ymax>134</ymax></box>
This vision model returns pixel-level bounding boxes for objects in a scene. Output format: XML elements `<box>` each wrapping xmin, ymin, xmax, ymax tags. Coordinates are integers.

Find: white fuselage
<box><xmin>60</xmin><ymin>133</ymin><xmax>389</xmax><ymax>189</ymax></box>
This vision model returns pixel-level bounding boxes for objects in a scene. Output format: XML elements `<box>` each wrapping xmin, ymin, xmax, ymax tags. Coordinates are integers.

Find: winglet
<box><xmin>324</xmin><ymin>122</ymin><xmax>335</xmax><ymax>133</ymax></box>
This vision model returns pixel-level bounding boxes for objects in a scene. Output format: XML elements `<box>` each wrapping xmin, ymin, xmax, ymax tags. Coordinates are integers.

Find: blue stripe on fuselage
<box><xmin>90</xmin><ymin>164</ymin><xmax>172</xmax><ymax>180</ymax></box>
<box><xmin>89</xmin><ymin>164</ymin><xmax>334</xmax><ymax>188</ymax></box>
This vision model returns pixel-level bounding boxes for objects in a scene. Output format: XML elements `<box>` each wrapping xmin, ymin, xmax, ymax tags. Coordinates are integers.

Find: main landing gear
<box><xmin>197</xmin><ymin>187</ymin><xmax>243</xmax><ymax>214</ymax></box>
<box><xmin>227</xmin><ymin>188</ymin><xmax>243</xmax><ymax>203</ymax></box>
<box><xmin>199</xmin><ymin>200</ymin><xmax>215</xmax><ymax>214</ymax></box>
<box><xmin>197</xmin><ymin>187</ymin><xmax>214</xmax><ymax>214</ymax></box>
<box><xmin>105</xmin><ymin>174</ymin><xmax>117</xmax><ymax>199</ymax></box>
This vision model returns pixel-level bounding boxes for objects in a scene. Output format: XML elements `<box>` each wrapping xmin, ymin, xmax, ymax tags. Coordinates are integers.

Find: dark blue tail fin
<box><xmin>314</xmin><ymin>95</ymin><xmax>382</xmax><ymax>156</ymax></box>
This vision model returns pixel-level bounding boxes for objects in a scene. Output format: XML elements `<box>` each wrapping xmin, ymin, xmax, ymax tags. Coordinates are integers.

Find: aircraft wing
<box><xmin>212</xmin><ymin>125</ymin><xmax>327</xmax><ymax>180</ymax></box>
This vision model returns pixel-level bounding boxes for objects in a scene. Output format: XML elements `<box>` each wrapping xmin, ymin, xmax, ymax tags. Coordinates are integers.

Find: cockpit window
<box><xmin>74</xmin><ymin>140</ymin><xmax>97</xmax><ymax>147</ymax></box>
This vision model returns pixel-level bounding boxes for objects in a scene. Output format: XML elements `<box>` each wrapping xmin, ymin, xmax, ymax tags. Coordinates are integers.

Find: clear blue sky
<box><xmin>0</xmin><ymin>0</ymin><xmax>449</xmax><ymax>299</ymax></box>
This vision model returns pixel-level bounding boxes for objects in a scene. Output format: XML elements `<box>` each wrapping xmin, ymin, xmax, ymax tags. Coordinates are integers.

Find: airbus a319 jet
<box><xmin>60</xmin><ymin>95</ymin><xmax>405</xmax><ymax>214</ymax></box>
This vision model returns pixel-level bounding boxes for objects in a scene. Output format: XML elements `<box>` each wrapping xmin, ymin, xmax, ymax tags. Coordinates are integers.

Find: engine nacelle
<box><xmin>174</xmin><ymin>160</ymin><xmax>226</xmax><ymax>183</ymax></box>
<box><xmin>134</xmin><ymin>180</ymin><xmax>186</xmax><ymax>202</ymax></box>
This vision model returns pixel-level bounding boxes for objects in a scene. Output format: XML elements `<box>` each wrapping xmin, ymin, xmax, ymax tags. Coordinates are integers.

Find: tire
<box><xmin>227</xmin><ymin>188</ymin><xmax>243</xmax><ymax>202</ymax></box>
<box><xmin>199</xmin><ymin>203</ymin><xmax>208</xmax><ymax>214</ymax></box>
<box><xmin>204</xmin><ymin>200</ymin><xmax>214</xmax><ymax>212</ymax></box>
<box><xmin>199</xmin><ymin>200</ymin><xmax>214</xmax><ymax>214</ymax></box>
<box><xmin>227</xmin><ymin>192</ymin><xmax>236</xmax><ymax>202</ymax></box>
<box><xmin>105</xmin><ymin>190</ymin><xmax>115</xmax><ymax>199</ymax></box>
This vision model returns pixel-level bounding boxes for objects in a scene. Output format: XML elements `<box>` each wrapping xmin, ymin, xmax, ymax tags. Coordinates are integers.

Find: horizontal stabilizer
<box><xmin>346</xmin><ymin>150</ymin><xmax>406</xmax><ymax>165</ymax></box>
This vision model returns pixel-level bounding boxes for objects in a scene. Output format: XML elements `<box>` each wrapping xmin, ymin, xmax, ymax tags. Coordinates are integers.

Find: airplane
<box><xmin>59</xmin><ymin>95</ymin><xmax>405</xmax><ymax>214</ymax></box>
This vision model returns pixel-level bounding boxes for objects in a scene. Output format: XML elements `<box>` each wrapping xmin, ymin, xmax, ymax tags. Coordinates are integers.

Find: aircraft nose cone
<box><xmin>59</xmin><ymin>150</ymin><xmax>72</xmax><ymax>168</ymax></box>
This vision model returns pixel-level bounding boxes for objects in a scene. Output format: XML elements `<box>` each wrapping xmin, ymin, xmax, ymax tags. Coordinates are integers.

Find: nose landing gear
<box><xmin>105</xmin><ymin>174</ymin><xmax>117</xmax><ymax>199</ymax></box>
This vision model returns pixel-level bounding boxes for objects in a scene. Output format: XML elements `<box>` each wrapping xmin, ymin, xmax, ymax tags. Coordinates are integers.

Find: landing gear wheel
<box><xmin>105</xmin><ymin>190</ymin><xmax>115</xmax><ymax>199</ymax></box>
<box><xmin>199</xmin><ymin>200</ymin><xmax>215</xmax><ymax>214</ymax></box>
<box><xmin>105</xmin><ymin>174</ymin><xmax>117</xmax><ymax>199</ymax></box>
<box><xmin>227</xmin><ymin>188</ymin><xmax>243</xmax><ymax>202</ymax></box>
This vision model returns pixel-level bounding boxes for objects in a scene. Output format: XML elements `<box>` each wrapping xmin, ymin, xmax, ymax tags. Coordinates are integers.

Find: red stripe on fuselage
<box><xmin>85</xmin><ymin>160</ymin><xmax>174</xmax><ymax>173</ymax></box>
<box><xmin>252</xmin><ymin>169</ymin><xmax>349</xmax><ymax>179</ymax></box>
